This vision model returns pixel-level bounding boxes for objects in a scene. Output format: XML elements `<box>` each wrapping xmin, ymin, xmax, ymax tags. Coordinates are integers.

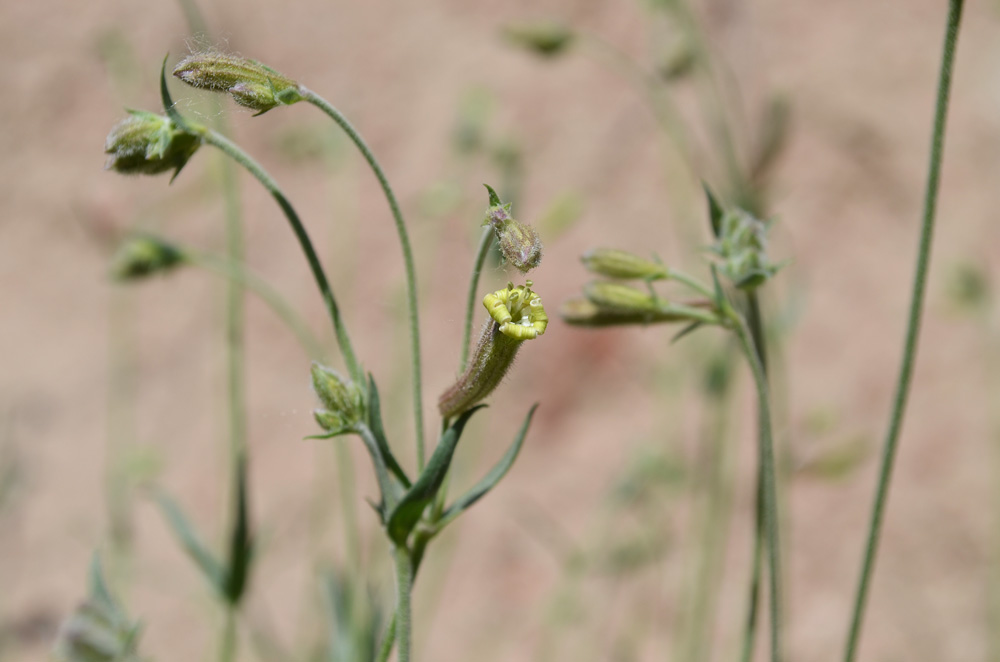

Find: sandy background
<box><xmin>2</xmin><ymin>0</ymin><xmax>1000</xmax><ymax>660</ymax></box>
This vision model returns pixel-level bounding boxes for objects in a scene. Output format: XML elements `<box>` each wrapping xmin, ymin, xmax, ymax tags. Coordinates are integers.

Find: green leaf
<box><xmin>223</xmin><ymin>452</ymin><xmax>253</xmax><ymax>605</ymax></box>
<box><xmin>87</xmin><ymin>553</ymin><xmax>116</xmax><ymax>610</ymax></box>
<box><xmin>154</xmin><ymin>489</ymin><xmax>226</xmax><ymax>594</ymax></box>
<box><xmin>438</xmin><ymin>404</ymin><xmax>538</xmax><ymax>529</ymax></box>
<box><xmin>386</xmin><ymin>406</ymin><xmax>486</xmax><ymax>545</ymax></box>
<box><xmin>366</xmin><ymin>376</ymin><xmax>411</xmax><ymax>488</ymax></box>
<box><xmin>670</xmin><ymin>321</ymin><xmax>703</xmax><ymax>345</ymax></box>
<box><xmin>159</xmin><ymin>55</ymin><xmax>184</xmax><ymax>128</ymax></box>
<box><xmin>484</xmin><ymin>183</ymin><xmax>502</xmax><ymax>207</ymax></box>
<box><xmin>703</xmin><ymin>183</ymin><xmax>724</xmax><ymax>239</ymax></box>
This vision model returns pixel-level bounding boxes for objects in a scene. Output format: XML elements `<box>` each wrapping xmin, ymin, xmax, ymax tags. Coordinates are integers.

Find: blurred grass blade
<box><xmin>88</xmin><ymin>553</ymin><xmax>116</xmax><ymax>610</ymax></box>
<box><xmin>387</xmin><ymin>405</ymin><xmax>486</xmax><ymax>545</ymax></box>
<box><xmin>703</xmin><ymin>183</ymin><xmax>724</xmax><ymax>239</ymax></box>
<box><xmin>439</xmin><ymin>404</ymin><xmax>538</xmax><ymax>529</ymax></box>
<box><xmin>223</xmin><ymin>452</ymin><xmax>253</xmax><ymax>605</ymax></box>
<box><xmin>154</xmin><ymin>489</ymin><xmax>226</xmax><ymax>593</ymax></box>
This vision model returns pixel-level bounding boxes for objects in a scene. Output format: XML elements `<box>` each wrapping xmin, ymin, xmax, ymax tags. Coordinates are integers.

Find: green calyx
<box><xmin>104</xmin><ymin>109</ymin><xmax>200</xmax><ymax>179</ymax></box>
<box><xmin>311</xmin><ymin>363</ymin><xmax>365</xmax><ymax>436</ymax></box>
<box><xmin>711</xmin><ymin>209</ymin><xmax>783</xmax><ymax>290</ymax></box>
<box><xmin>110</xmin><ymin>236</ymin><xmax>185</xmax><ymax>281</ymax></box>
<box><xmin>173</xmin><ymin>52</ymin><xmax>303</xmax><ymax>114</ymax></box>
<box><xmin>483</xmin><ymin>185</ymin><xmax>543</xmax><ymax>273</ymax></box>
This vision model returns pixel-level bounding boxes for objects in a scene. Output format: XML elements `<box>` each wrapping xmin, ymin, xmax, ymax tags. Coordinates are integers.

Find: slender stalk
<box><xmin>393</xmin><ymin>547</ymin><xmax>414</xmax><ymax>662</ymax></box>
<box><xmin>739</xmin><ymin>472</ymin><xmax>764</xmax><ymax>662</ymax></box>
<box><xmin>182</xmin><ymin>250</ymin><xmax>326</xmax><ymax>359</ymax></box>
<box><xmin>460</xmin><ymin>228</ymin><xmax>495</xmax><ymax>372</ymax></box>
<box><xmin>733</xmin><ymin>315</ymin><xmax>782</xmax><ymax>662</ymax></box>
<box><xmin>843</xmin><ymin>2</ymin><xmax>964</xmax><ymax>660</ymax></box>
<box><xmin>666</xmin><ymin>268</ymin><xmax>715</xmax><ymax>300</ymax></box>
<box><xmin>376</xmin><ymin>614</ymin><xmax>397</xmax><ymax>662</ymax></box>
<box><xmin>301</xmin><ymin>89</ymin><xmax>426</xmax><ymax>470</ymax></box>
<box><xmin>218</xmin><ymin>606</ymin><xmax>237</xmax><ymax>662</ymax></box>
<box><xmin>193</xmin><ymin>127</ymin><xmax>361</xmax><ymax>382</ymax></box>
<box><xmin>220</xmin><ymin>154</ymin><xmax>247</xmax><ymax>464</ymax></box>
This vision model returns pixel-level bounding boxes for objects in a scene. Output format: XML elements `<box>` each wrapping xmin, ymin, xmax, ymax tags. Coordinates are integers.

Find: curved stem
<box><xmin>733</xmin><ymin>314</ymin><xmax>782</xmax><ymax>662</ymax></box>
<box><xmin>666</xmin><ymin>268</ymin><xmax>715</xmax><ymax>300</ymax></box>
<box><xmin>181</xmin><ymin>249</ymin><xmax>326</xmax><ymax>360</ymax></box>
<box><xmin>843</xmin><ymin>2</ymin><xmax>964</xmax><ymax>660</ymax></box>
<box><xmin>194</xmin><ymin>128</ymin><xmax>361</xmax><ymax>382</ymax></box>
<box><xmin>460</xmin><ymin>228</ymin><xmax>495</xmax><ymax>372</ymax></box>
<box><xmin>393</xmin><ymin>546</ymin><xmax>413</xmax><ymax>662</ymax></box>
<box><xmin>375</xmin><ymin>614</ymin><xmax>397</xmax><ymax>662</ymax></box>
<box><xmin>301</xmin><ymin>89</ymin><xmax>426</xmax><ymax>471</ymax></box>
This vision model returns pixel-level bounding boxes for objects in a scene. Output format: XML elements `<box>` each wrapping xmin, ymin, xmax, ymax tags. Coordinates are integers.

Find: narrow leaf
<box><xmin>367</xmin><ymin>376</ymin><xmax>411</xmax><ymax>488</ymax></box>
<box><xmin>223</xmin><ymin>452</ymin><xmax>253</xmax><ymax>605</ymax></box>
<box><xmin>703</xmin><ymin>183</ymin><xmax>723</xmax><ymax>238</ymax></box>
<box><xmin>439</xmin><ymin>404</ymin><xmax>538</xmax><ymax>529</ymax></box>
<box><xmin>386</xmin><ymin>405</ymin><xmax>486</xmax><ymax>545</ymax></box>
<box><xmin>153</xmin><ymin>489</ymin><xmax>226</xmax><ymax>593</ymax></box>
<box><xmin>671</xmin><ymin>321</ymin><xmax>703</xmax><ymax>344</ymax></box>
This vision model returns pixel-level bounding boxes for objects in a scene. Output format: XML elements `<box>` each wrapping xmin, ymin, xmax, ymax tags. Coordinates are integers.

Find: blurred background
<box><xmin>2</xmin><ymin>0</ymin><xmax>1000</xmax><ymax>660</ymax></box>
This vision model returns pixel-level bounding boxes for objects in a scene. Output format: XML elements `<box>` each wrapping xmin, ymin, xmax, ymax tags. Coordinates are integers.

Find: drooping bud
<box><xmin>581</xmin><ymin>249</ymin><xmax>668</xmax><ymax>281</ymax></box>
<box><xmin>310</xmin><ymin>363</ymin><xmax>364</xmax><ymax>436</ymax></box>
<box><xmin>173</xmin><ymin>52</ymin><xmax>303</xmax><ymax>114</ymax></box>
<box><xmin>503</xmin><ymin>21</ymin><xmax>575</xmax><ymax>57</ymax></box>
<box><xmin>109</xmin><ymin>236</ymin><xmax>185</xmax><ymax>281</ymax></box>
<box><xmin>439</xmin><ymin>282</ymin><xmax>548</xmax><ymax>418</ymax></box>
<box><xmin>104</xmin><ymin>109</ymin><xmax>200</xmax><ymax>178</ymax></box>
<box><xmin>712</xmin><ymin>209</ymin><xmax>782</xmax><ymax>290</ymax></box>
<box><xmin>52</xmin><ymin>560</ymin><xmax>144</xmax><ymax>662</ymax></box>
<box><xmin>484</xmin><ymin>185</ymin><xmax>543</xmax><ymax>273</ymax></box>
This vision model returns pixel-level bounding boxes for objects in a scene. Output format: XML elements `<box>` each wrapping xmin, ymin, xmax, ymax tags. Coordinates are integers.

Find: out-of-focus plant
<box><xmin>90</xmin><ymin>44</ymin><xmax>549</xmax><ymax>662</ymax></box>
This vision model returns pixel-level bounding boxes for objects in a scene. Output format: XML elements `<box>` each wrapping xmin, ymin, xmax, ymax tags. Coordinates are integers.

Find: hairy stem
<box><xmin>460</xmin><ymin>228</ymin><xmax>495</xmax><ymax>372</ymax></box>
<box><xmin>843</xmin><ymin>2</ymin><xmax>964</xmax><ymax>660</ymax></box>
<box><xmin>393</xmin><ymin>547</ymin><xmax>414</xmax><ymax>662</ymax></box>
<box><xmin>301</xmin><ymin>89</ymin><xmax>426</xmax><ymax>470</ymax></box>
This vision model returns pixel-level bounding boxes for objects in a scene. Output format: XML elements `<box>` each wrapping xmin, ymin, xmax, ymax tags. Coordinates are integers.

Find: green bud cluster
<box><xmin>711</xmin><ymin>209</ymin><xmax>781</xmax><ymax>290</ymax></box>
<box><xmin>311</xmin><ymin>363</ymin><xmax>365</xmax><ymax>436</ymax></box>
<box><xmin>439</xmin><ymin>282</ymin><xmax>548</xmax><ymax>418</ymax></box>
<box><xmin>173</xmin><ymin>52</ymin><xmax>303</xmax><ymax>114</ymax></box>
<box><xmin>110</xmin><ymin>236</ymin><xmax>185</xmax><ymax>281</ymax></box>
<box><xmin>104</xmin><ymin>110</ymin><xmax>200</xmax><ymax>178</ymax></box>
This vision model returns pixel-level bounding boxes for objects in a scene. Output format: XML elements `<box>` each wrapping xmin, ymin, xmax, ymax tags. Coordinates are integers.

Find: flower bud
<box><xmin>311</xmin><ymin>363</ymin><xmax>364</xmax><ymax>435</ymax></box>
<box><xmin>503</xmin><ymin>21</ymin><xmax>575</xmax><ymax>57</ymax></box>
<box><xmin>104</xmin><ymin>110</ymin><xmax>200</xmax><ymax>178</ymax></box>
<box><xmin>173</xmin><ymin>52</ymin><xmax>303</xmax><ymax>114</ymax></box>
<box><xmin>485</xmin><ymin>195</ymin><xmax>543</xmax><ymax>273</ymax></box>
<box><xmin>581</xmin><ymin>248</ymin><xmax>668</xmax><ymax>281</ymax></box>
<box><xmin>439</xmin><ymin>282</ymin><xmax>547</xmax><ymax>418</ymax></box>
<box><xmin>109</xmin><ymin>236</ymin><xmax>184</xmax><ymax>281</ymax></box>
<box><xmin>713</xmin><ymin>209</ymin><xmax>781</xmax><ymax>290</ymax></box>
<box><xmin>583</xmin><ymin>281</ymin><xmax>660</xmax><ymax>314</ymax></box>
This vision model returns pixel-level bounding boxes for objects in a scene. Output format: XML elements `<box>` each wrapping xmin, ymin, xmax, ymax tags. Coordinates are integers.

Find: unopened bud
<box><xmin>104</xmin><ymin>110</ymin><xmax>200</xmax><ymax>178</ymax></box>
<box><xmin>503</xmin><ymin>21</ymin><xmax>575</xmax><ymax>57</ymax></box>
<box><xmin>484</xmin><ymin>185</ymin><xmax>542</xmax><ymax>273</ymax></box>
<box><xmin>310</xmin><ymin>363</ymin><xmax>364</xmax><ymax>435</ymax></box>
<box><xmin>173</xmin><ymin>52</ymin><xmax>302</xmax><ymax>114</ymax></box>
<box><xmin>110</xmin><ymin>236</ymin><xmax>184</xmax><ymax>281</ymax></box>
<box><xmin>714</xmin><ymin>209</ymin><xmax>781</xmax><ymax>290</ymax></box>
<box><xmin>439</xmin><ymin>281</ymin><xmax>547</xmax><ymax>418</ymax></box>
<box><xmin>581</xmin><ymin>249</ymin><xmax>667</xmax><ymax>281</ymax></box>
<box><xmin>583</xmin><ymin>281</ymin><xmax>660</xmax><ymax>314</ymax></box>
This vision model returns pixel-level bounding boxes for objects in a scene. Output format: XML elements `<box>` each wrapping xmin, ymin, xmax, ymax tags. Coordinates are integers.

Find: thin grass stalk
<box><xmin>733</xmin><ymin>315</ymin><xmax>781</xmax><ymax>662</ymax></box>
<box><xmin>300</xmin><ymin>90</ymin><xmax>426</xmax><ymax>470</ymax></box>
<box><xmin>843</xmin><ymin>2</ymin><xmax>964</xmax><ymax>659</ymax></box>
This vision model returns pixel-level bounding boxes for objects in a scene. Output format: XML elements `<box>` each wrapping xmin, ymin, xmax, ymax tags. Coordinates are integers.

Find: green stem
<box><xmin>666</xmin><ymin>268</ymin><xmax>715</xmax><ymax>299</ymax></box>
<box><xmin>733</xmin><ymin>314</ymin><xmax>782</xmax><ymax>662</ymax></box>
<box><xmin>460</xmin><ymin>228</ymin><xmax>495</xmax><ymax>372</ymax></box>
<box><xmin>740</xmin><ymin>471</ymin><xmax>764</xmax><ymax>662</ymax></box>
<box><xmin>843</xmin><ymin>2</ymin><xmax>964</xmax><ymax>660</ymax></box>
<box><xmin>221</xmin><ymin>149</ymin><xmax>246</xmax><ymax>464</ymax></box>
<box><xmin>393</xmin><ymin>546</ymin><xmax>414</xmax><ymax>662</ymax></box>
<box><xmin>375</xmin><ymin>615</ymin><xmax>397</xmax><ymax>662</ymax></box>
<box><xmin>194</xmin><ymin>128</ymin><xmax>361</xmax><ymax>382</ymax></box>
<box><xmin>302</xmin><ymin>89</ymin><xmax>426</xmax><ymax>471</ymax></box>
<box><xmin>218</xmin><ymin>606</ymin><xmax>237</xmax><ymax>662</ymax></box>
<box><xmin>182</xmin><ymin>249</ymin><xmax>326</xmax><ymax>360</ymax></box>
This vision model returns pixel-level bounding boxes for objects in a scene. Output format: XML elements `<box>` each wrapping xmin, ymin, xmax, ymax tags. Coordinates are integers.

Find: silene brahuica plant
<box><xmin>56</xmin><ymin>0</ymin><xmax>967</xmax><ymax>659</ymax></box>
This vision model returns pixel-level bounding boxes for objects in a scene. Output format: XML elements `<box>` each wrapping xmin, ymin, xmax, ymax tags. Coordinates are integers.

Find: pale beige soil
<box><xmin>2</xmin><ymin>1</ymin><xmax>1000</xmax><ymax>661</ymax></box>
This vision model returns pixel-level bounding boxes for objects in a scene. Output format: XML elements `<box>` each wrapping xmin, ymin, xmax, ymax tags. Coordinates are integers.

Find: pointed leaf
<box><xmin>386</xmin><ymin>405</ymin><xmax>486</xmax><ymax>545</ymax></box>
<box><xmin>439</xmin><ymin>404</ymin><xmax>538</xmax><ymax>529</ymax></box>
<box><xmin>356</xmin><ymin>424</ymin><xmax>397</xmax><ymax>519</ymax></box>
<box><xmin>223</xmin><ymin>452</ymin><xmax>253</xmax><ymax>605</ymax></box>
<box><xmin>87</xmin><ymin>553</ymin><xmax>115</xmax><ymax>610</ymax></box>
<box><xmin>703</xmin><ymin>183</ymin><xmax>723</xmax><ymax>238</ymax></box>
<box><xmin>484</xmin><ymin>183</ymin><xmax>502</xmax><ymax>207</ymax></box>
<box><xmin>153</xmin><ymin>489</ymin><xmax>226</xmax><ymax>593</ymax></box>
<box><xmin>671</xmin><ymin>321</ymin><xmax>703</xmax><ymax>345</ymax></box>
<box><xmin>367</xmin><ymin>376</ymin><xmax>410</xmax><ymax>488</ymax></box>
<box><xmin>159</xmin><ymin>55</ymin><xmax>184</xmax><ymax>127</ymax></box>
